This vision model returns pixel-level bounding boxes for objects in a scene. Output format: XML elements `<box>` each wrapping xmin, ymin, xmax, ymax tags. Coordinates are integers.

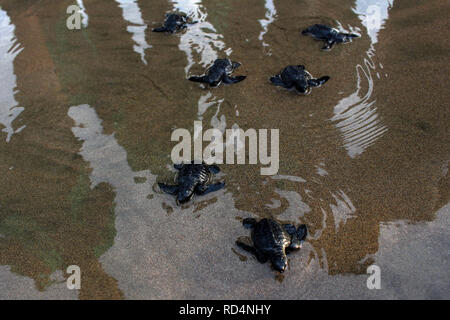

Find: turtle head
<box><xmin>340</xmin><ymin>32</ymin><xmax>359</xmax><ymax>43</ymax></box>
<box><xmin>231</xmin><ymin>61</ymin><xmax>241</xmax><ymax>70</ymax></box>
<box><xmin>294</xmin><ymin>82</ymin><xmax>308</xmax><ymax>94</ymax></box>
<box><xmin>271</xmin><ymin>253</ymin><xmax>288</xmax><ymax>273</ymax></box>
<box><xmin>176</xmin><ymin>187</ymin><xmax>195</xmax><ymax>205</ymax></box>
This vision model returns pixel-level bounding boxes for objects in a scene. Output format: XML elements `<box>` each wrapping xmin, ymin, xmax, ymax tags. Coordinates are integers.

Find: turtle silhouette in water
<box><xmin>236</xmin><ymin>218</ymin><xmax>307</xmax><ymax>273</ymax></box>
<box><xmin>188</xmin><ymin>59</ymin><xmax>246</xmax><ymax>87</ymax></box>
<box><xmin>270</xmin><ymin>65</ymin><xmax>329</xmax><ymax>94</ymax></box>
<box><xmin>158</xmin><ymin>162</ymin><xmax>224</xmax><ymax>205</ymax></box>
<box><xmin>152</xmin><ymin>13</ymin><xmax>196</xmax><ymax>33</ymax></box>
<box><xmin>301</xmin><ymin>24</ymin><xmax>360</xmax><ymax>51</ymax></box>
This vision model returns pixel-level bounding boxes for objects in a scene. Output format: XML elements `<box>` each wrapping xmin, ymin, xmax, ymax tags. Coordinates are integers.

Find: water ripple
<box><xmin>331</xmin><ymin>0</ymin><xmax>393</xmax><ymax>158</ymax></box>
<box><xmin>0</xmin><ymin>8</ymin><xmax>24</xmax><ymax>143</ymax></box>
<box><xmin>331</xmin><ymin>62</ymin><xmax>387</xmax><ymax>158</ymax></box>
<box><xmin>258</xmin><ymin>0</ymin><xmax>277</xmax><ymax>54</ymax></box>
<box><xmin>172</xmin><ymin>0</ymin><xmax>228</xmax><ymax>75</ymax></box>
<box><xmin>76</xmin><ymin>0</ymin><xmax>89</xmax><ymax>28</ymax></box>
<box><xmin>115</xmin><ymin>0</ymin><xmax>151</xmax><ymax>64</ymax></box>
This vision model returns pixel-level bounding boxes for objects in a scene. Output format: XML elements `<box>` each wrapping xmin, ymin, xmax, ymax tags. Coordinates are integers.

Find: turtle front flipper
<box><xmin>195</xmin><ymin>182</ymin><xmax>225</xmax><ymax>195</ymax></box>
<box><xmin>321</xmin><ymin>40</ymin><xmax>335</xmax><ymax>51</ymax></box>
<box><xmin>188</xmin><ymin>75</ymin><xmax>209</xmax><ymax>83</ymax></box>
<box><xmin>269</xmin><ymin>75</ymin><xmax>286</xmax><ymax>87</ymax></box>
<box><xmin>343</xmin><ymin>33</ymin><xmax>360</xmax><ymax>41</ymax></box>
<box><xmin>207</xmin><ymin>164</ymin><xmax>220</xmax><ymax>174</ymax></box>
<box><xmin>158</xmin><ymin>183</ymin><xmax>179</xmax><ymax>195</ymax></box>
<box><xmin>236</xmin><ymin>241</ymin><xmax>268</xmax><ymax>263</ymax></box>
<box><xmin>222</xmin><ymin>75</ymin><xmax>246</xmax><ymax>84</ymax></box>
<box><xmin>307</xmin><ymin>76</ymin><xmax>330</xmax><ymax>87</ymax></box>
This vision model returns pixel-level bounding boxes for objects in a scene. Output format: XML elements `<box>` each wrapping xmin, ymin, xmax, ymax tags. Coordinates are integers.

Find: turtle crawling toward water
<box><xmin>236</xmin><ymin>218</ymin><xmax>307</xmax><ymax>273</ymax></box>
<box><xmin>270</xmin><ymin>65</ymin><xmax>329</xmax><ymax>94</ymax></box>
<box><xmin>188</xmin><ymin>59</ymin><xmax>246</xmax><ymax>87</ymax></box>
<box><xmin>158</xmin><ymin>162</ymin><xmax>224</xmax><ymax>205</ymax></box>
<box><xmin>301</xmin><ymin>24</ymin><xmax>359</xmax><ymax>51</ymax></box>
<box><xmin>152</xmin><ymin>13</ymin><xmax>196</xmax><ymax>33</ymax></box>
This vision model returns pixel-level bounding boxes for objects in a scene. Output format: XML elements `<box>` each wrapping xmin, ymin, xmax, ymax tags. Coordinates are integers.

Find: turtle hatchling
<box><xmin>158</xmin><ymin>162</ymin><xmax>224</xmax><ymax>205</ymax></box>
<box><xmin>301</xmin><ymin>24</ymin><xmax>360</xmax><ymax>51</ymax></box>
<box><xmin>188</xmin><ymin>58</ymin><xmax>246</xmax><ymax>87</ymax></box>
<box><xmin>152</xmin><ymin>13</ymin><xmax>196</xmax><ymax>33</ymax></box>
<box><xmin>270</xmin><ymin>65</ymin><xmax>329</xmax><ymax>94</ymax></box>
<box><xmin>236</xmin><ymin>218</ymin><xmax>307</xmax><ymax>273</ymax></box>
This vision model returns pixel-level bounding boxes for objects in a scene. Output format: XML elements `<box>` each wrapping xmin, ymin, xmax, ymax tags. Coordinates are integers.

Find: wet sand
<box><xmin>0</xmin><ymin>0</ymin><xmax>448</xmax><ymax>299</ymax></box>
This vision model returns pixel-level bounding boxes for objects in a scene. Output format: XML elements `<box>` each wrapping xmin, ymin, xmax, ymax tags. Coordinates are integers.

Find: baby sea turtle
<box><xmin>152</xmin><ymin>13</ymin><xmax>196</xmax><ymax>33</ymax></box>
<box><xmin>188</xmin><ymin>59</ymin><xmax>246</xmax><ymax>87</ymax></box>
<box><xmin>270</xmin><ymin>65</ymin><xmax>330</xmax><ymax>94</ymax></box>
<box><xmin>158</xmin><ymin>162</ymin><xmax>224</xmax><ymax>205</ymax></box>
<box><xmin>301</xmin><ymin>24</ymin><xmax>359</xmax><ymax>51</ymax></box>
<box><xmin>236</xmin><ymin>218</ymin><xmax>307</xmax><ymax>273</ymax></box>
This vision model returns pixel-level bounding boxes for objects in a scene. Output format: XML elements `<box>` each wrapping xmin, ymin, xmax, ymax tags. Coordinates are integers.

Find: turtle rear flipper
<box><xmin>195</xmin><ymin>182</ymin><xmax>225</xmax><ymax>195</ymax></box>
<box><xmin>307</xmin><ymin>76</ymin><xmax>330</xmax><ymax>87</ymax></box>
<box><xmin>321</xmin><ymin>40</ymin><xmax>335</xmax><ymax>51</ymax></box>
<box><xmin>223</xmin><ymin>75</ymin><xmax>246</xmax><ymax>84</ymax></box>
<box><xmin>236</xmin><ymin>241</ymin><xmax>268</xmax><ymax>263</ymax></box>
<box><xmin>158</xmin><ymin>183</ymin><xmax>179</xmax><ymax>195</ymax></box>
<box><xmin>301</xmin><ymin>28</ymin><xmax>312</xmax><ymax>35</ymax></box>
<box><xmin>296</xmin><ymin>224</ymin><xmax>308</xmax><ymax>241</ymax></box>
<box><xmin>283</xmin><ymin>224</ymin><xmax>297</xmax><ymax>235</ymax></box>
<box><xmin>242</xmin><ymin>218</ymin><xmax>257</xmax><ymax>229</ymax></box>
<box><xmin>152</xmin><ymin>27</ymin><xmax>168</xmax><ymax>32</ymax></box>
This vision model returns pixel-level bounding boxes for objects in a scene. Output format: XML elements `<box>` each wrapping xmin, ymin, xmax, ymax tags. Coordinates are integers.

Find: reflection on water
<box><xmin>172</xmin><ymin>0</ymin><xmax>227</xmax><ymax>75</ymax></box>
<box><xmin>330</xmin><ymin>190</ymin><xmax>356</xmax><ymax>231</ymax></box>
<box><xmin>68</xmin><ymin>104</ymin><xmax>156</xmax><ymax>193</ymax></box>
<box><xmin>353</xmin><ymin>0</ymin><xmax>393</xmax><ymax>44</ymax></box>
<box><xmin>197</xmin><ymin>92</ymin><xmax>227</xmax><ymax>131</ymax></box>
<box><xmin>76</xmin><ymin>0</ymin><xmax>89</xmax><ymax>28</ymax></box>
<box><xmin>330</xmin><ymin>0</ymin><xmax>391</xmax><ymax>158</ymax></box>
<box><xmin>115</xmin><ymin>0</ymin><xmax>151</xmax><ymax>64</ymax></box>
<box><xmin>0</xmin><ymin>8</ymin><xmax>24</xmax><ymax>142</ymax></box>
<box><xmin>258</xmin><ymin>0</ymin><xmax>277</xmax><ymax>54</ymax></box>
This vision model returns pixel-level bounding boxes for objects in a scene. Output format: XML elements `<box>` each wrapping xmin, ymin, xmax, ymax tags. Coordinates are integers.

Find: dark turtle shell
<box><xmin>188</xmin><ymin>59</ymin><xmax>246</xmax><ymax>87</ymax></box>
<box><xmin>237</xmin><ymin>218</ymin><xmax>308</xmax><ymax>273</ymax></box>
<box><xmin>158</xmin><ymin>162</ymin><xmax>224</xmax><ymax>205</ymax></box>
